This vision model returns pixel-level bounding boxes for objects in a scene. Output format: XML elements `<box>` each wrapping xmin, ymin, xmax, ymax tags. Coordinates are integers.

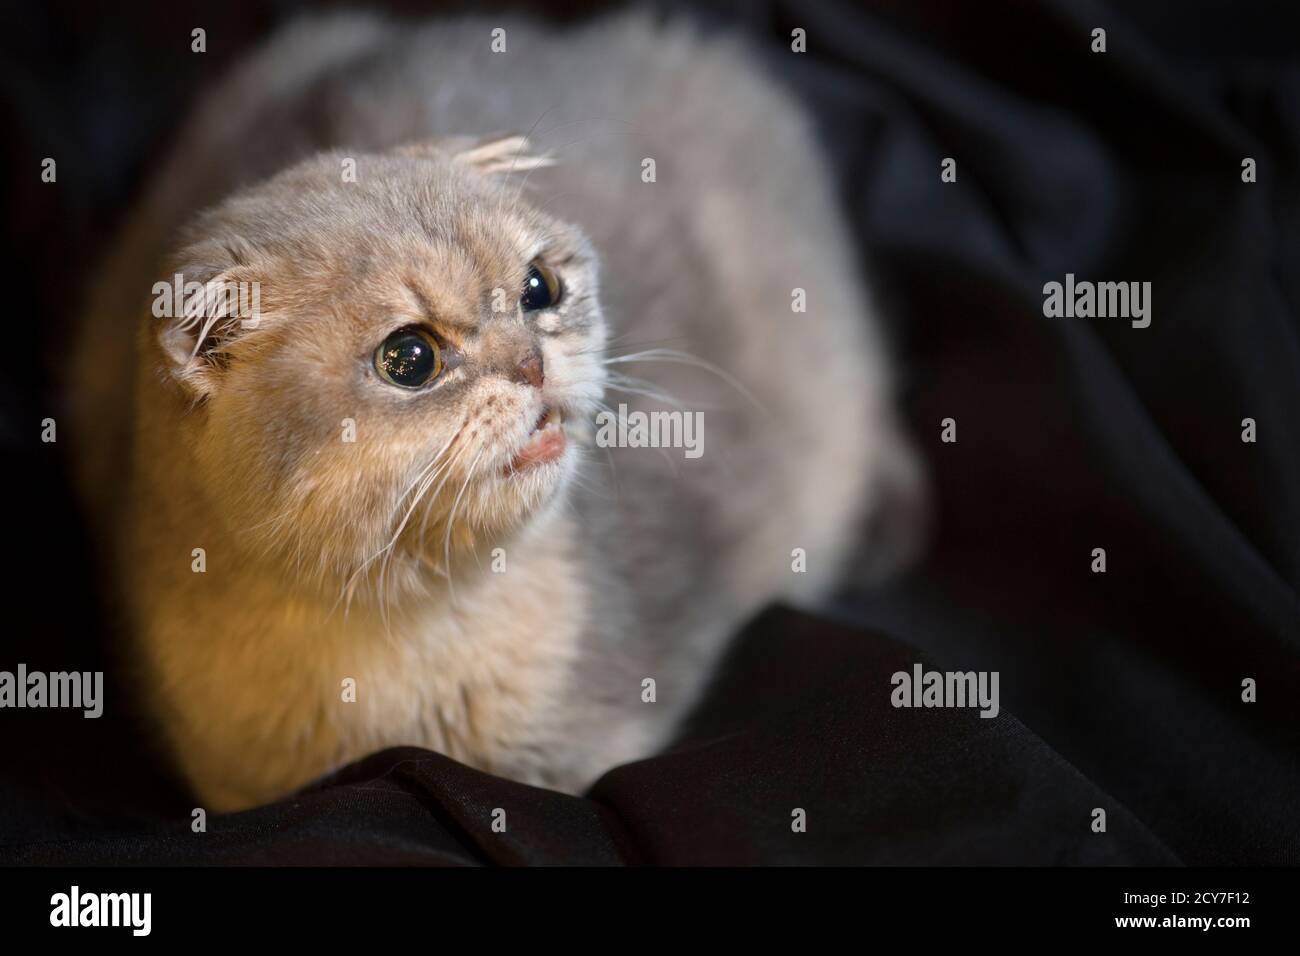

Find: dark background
<box><xmin>1</xmin><ymin>0</ymin><xmax>1296</xmax><ymax>864</ymax></box>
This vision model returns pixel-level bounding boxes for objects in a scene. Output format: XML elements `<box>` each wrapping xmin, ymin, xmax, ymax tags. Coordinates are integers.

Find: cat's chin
<box><xmin>484</xmin><ymin>419</ymin><xmax>576</xmax><ymax>524</ymax></box>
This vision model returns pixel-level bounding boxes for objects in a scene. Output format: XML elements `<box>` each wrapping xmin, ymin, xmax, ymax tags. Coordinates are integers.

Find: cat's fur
<box><xmin>69</xmin><ymin>11</ymin><xmax>924</xmax><ymax>811</ymax></box>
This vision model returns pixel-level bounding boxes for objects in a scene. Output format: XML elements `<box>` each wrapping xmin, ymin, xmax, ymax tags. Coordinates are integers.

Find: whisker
<box><xmin>334</xmin><ymin>425</ymin><xmax>463</xmax><ymax>617</ymax></box>
<box><xmin>376</xmin><ymin>442</ymin><xmax>468</xmax><ymax>628</ymax></box>
<box><xmin>600</xmin><ymin>348</ymin><xmax>766</xmax><ymax>414</ymax></box>
<box><xmin>442</xmin><ymin>447</ymin><xmax>487</xmax><ymax>605</ymax></box>
<box><xmin>604</xmin><ymin>373</ymin><xmax>694</xmax><ymax>410</ymax></box>
<box><xmin>574</xmin><ymin>335</ymin><xmax>691</xmax><ymax>357</ymax></box>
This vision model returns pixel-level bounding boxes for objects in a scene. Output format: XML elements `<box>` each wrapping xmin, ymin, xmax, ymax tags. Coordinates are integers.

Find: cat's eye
<box><xmin>521</xmin><ymin>260</ymin><xmax>562</xmax><ymax>312</ymax></box>
<box><xmin>375</xmin><ymin>327</ymin><xmax>442</xmax><ymax>389</ymax></box>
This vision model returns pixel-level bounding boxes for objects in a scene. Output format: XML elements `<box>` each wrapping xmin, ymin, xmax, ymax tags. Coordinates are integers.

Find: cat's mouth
<box><xmin>504</xmin><ymin>406</ymin><xmax>566</xmax><ymax>474</ymax></box>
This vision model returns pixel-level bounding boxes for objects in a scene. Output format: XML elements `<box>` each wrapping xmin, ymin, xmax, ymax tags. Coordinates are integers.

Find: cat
<box><xmin>68</xmin><ymin>10</ymin><xmax>925</xmax><ymax>812</ymax></box>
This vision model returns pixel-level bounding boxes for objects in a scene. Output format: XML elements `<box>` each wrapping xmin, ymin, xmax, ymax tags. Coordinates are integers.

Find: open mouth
<box><xmin>505</xmin><ymin>406</ymin><xmax>566</xmax><ymax>474</ymax></box>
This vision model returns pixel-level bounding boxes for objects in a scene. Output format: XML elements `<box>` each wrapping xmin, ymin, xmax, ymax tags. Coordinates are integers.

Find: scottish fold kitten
<box><xmin>70</xmin><ymin>11</ymin><xmax>924</xmax><ymax>811</ymax></box>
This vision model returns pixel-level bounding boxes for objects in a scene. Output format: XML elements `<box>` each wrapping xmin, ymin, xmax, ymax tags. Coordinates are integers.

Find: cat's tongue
<box><xmin>508</xmin><ymin>407</ymin><xmax>566</xmax><ymax>473</ymax></box>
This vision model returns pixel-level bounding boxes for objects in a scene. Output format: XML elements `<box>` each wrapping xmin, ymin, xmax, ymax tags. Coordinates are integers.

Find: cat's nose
<box><xmin>512</xmin><ymin>348</ymin><xmax>545</xmax><ymax>389</ymax></box>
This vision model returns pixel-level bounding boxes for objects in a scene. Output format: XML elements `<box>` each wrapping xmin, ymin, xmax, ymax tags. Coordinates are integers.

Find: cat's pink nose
<box><xmin>512</xmin><ymin>349</ymin><xmax>545</xmax><ymax>389</ymax></box>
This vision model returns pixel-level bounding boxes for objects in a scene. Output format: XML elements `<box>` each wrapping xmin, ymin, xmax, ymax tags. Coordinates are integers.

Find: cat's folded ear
<box><xmin>397</xmin><ymin>133</ymin><xmax>555</xmax><ymax>174</ymax></box>
<box><xmin>154</xmin><ymin>238</ymin><xmax>262</xmax><ymax>401</ymax></box>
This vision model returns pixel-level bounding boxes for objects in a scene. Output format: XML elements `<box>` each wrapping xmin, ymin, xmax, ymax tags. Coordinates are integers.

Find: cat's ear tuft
<box><xmin>454</xmin><ymin>134</ymin><xmax>556</xmax><ymax>175</ymax></box>
<box><xmin>396</xmin><ymin>134</ymin><xmax>554</xmax><ymax>174</ymax></box>
<box><xmin>154</xmin><ymin>250</ymin><xmax>261</xmax><ymax>401</ymax></box>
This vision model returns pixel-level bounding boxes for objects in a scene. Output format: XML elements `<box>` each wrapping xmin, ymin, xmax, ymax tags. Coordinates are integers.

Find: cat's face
<box><xmin>157</xmin><ymin>139</ymin><xmax>606</xmax><ymax>600</ymax></box>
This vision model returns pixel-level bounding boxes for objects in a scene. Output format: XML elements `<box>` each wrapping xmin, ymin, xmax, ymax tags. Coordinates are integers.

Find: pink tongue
<box><xmin>510</xmin><ymin>426</ymin><xmax>566</xmax><ymax>471</ymax></box>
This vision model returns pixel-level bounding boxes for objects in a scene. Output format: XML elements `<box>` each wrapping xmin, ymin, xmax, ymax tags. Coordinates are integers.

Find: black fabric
<box><xmin>1</xmin><ymin>0</ymin><xmax>1296</xmax><ymax>866</ymax></box>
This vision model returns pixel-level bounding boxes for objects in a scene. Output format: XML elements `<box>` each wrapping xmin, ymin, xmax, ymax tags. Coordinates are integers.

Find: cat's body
<box><xmin>70</xmin><ymin>12</ymin><xmax>922</xmax><ymax>811</ymax></box>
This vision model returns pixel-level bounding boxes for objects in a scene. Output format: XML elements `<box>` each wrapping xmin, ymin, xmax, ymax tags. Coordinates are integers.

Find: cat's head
<box><xmin>153</xmin><ymin>136</ymin><xmax>606</xmax><ymax>600</ymax></box>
